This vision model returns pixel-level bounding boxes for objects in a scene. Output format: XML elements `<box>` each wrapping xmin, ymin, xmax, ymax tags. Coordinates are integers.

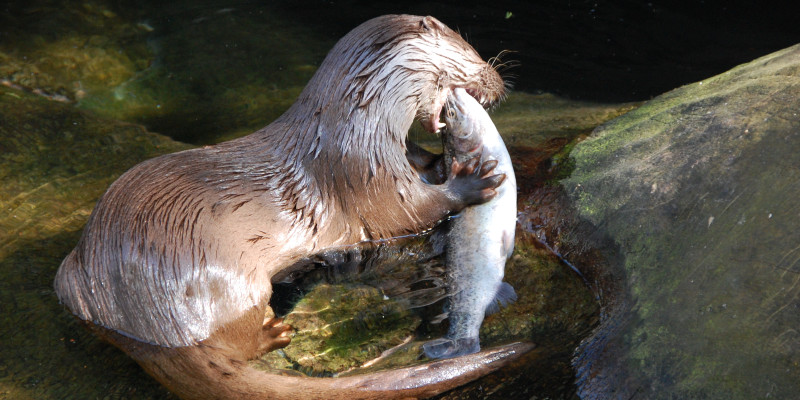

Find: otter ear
<box><xmin>420</xmin><ymin>16</ymin><xmax>444</xmax><ymax>33</ymax></box>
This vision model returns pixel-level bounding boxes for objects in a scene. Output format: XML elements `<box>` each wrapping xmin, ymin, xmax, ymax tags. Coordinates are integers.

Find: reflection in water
<box><xmin>262</xmin><ymin>198</ymin><xmax>601</xmax><ymax>399</ymax></box>
<box><xmin>272</xmin><ymin>227</ymin><xmax>449</xmax><ymax>315</ymax></box>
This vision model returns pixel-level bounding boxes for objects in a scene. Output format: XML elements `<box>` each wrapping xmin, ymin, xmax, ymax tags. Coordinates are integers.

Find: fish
<box><xmin>423</xmin><ymin>87</ymin><xmax>518</xmax><ymax>358</ymax></box>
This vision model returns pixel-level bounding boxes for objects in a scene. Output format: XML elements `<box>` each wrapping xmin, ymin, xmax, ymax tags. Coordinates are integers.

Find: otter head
<box><xmin>399</xmin><ymin>15</ymin><xmax>507</xmax><ymax>134</ymax></box>
<box><xmin>294</xmin><ymin>15</ymin><xmax>506</xmax><ymax>147</ymax></box>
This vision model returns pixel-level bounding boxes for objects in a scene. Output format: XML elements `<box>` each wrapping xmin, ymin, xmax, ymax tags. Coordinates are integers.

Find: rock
<box><xmin>561</xmin><ymin>44</ymin><xmax>800</xmax><ymax>399</ymax></box>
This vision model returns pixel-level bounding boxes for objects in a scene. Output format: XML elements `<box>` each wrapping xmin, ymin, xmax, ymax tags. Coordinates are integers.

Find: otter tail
<box><xmin>97</xmin><ymin>324</ymin><xmax>532</xmax><ymax>400</ymax></box>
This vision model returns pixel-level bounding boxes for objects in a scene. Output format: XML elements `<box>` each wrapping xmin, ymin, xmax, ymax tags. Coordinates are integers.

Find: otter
<box><xmin>54</xmin><ymin>14</ymin><xmax>530</xmax><ymax>399</ymax></box>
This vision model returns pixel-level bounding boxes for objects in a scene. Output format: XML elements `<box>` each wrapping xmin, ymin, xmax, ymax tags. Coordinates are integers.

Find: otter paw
<box><xmin>259</xmin><ymin>317</ymin><xmax>292</xmax><ymax>353</ymax></box>
<box><xmin>447</xmin><ymin>155</ymin><xmax>505</xmax><ymax>207</ymax></box>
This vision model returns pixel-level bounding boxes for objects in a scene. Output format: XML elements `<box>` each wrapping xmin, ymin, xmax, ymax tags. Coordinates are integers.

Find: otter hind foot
<box><xmin>258</xmin><ymin>317</ymin><xmax>292</xmax><ymax>354</ymax></box>
<box><xmin>423</xmin><ymin>337</ymin><xmax>480</xmax><ymax>359</ymax></box>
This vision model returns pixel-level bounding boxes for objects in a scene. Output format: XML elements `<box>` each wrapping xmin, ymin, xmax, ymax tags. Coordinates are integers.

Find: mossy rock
<box><xmin>0</xmin><ymin>84</ymin><xmax>188</xmax><ymax>399</ymax></box>
<box><xmin>563</xmin><ymin>44</ymin><xmax>800</xmax><ymax>399</ymax></box>
<box><xmin>256</xmin><ymin>283</ymin><xmax>422</xmax><ymax>375</ymax></box>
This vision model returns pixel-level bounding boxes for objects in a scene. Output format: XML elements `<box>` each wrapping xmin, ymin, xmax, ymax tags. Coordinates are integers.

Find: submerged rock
<box><xmin>560</xmin><ymin>44</ymin><xmax>800</xmax><ymax>399</ymax></box>
<box><xmin>258</xmin><ymin>283</ymin><xmax>423</xmax><ymax>375</ymax></box>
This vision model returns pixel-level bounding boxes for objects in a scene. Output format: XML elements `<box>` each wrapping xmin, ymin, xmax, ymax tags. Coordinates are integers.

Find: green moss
<box><xmin>565</xmin><ymin>44</ymin><xmax>800</xmax><ymax>398</ymax></box>
<box><xmin>0</xmin><ymin>84</ymin><xmax>185</xmax><ymax>399</ymax></box>
<box><xmin>265</xmin><ymin>284</ymin><xmax>421</xmax><ymax>374</ymax></box>
<box><xmin>492</xmin><ymin>92</ymin><xmax>638</xmax><ymax>148</ymax></box>
<box><xmin>488</xmin><ymin>241</ymin><xmax>599</xmax><ymax>346</ymax></box>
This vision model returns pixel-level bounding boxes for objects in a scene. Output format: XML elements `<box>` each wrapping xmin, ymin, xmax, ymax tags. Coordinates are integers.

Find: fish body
<box><xmin>424</xmin><ymin>88</ymin><xmax>518</xmax><ymax>358</ymax></box>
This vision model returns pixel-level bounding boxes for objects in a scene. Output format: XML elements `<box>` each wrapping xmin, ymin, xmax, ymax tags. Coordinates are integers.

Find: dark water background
<box><xmin>4</xmin><ymin>0</ymin><xmax>799</xmax><ymax>144</ymax></box>
<box><xmin>267</xmin><ymin>0</ymin><xmax>800</xmax><ymax>101</ymax></box>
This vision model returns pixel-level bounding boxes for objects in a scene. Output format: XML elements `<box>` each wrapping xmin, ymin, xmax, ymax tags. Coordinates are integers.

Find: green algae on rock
<box><xmin>0</xmin><ymin>1</ymin><xmax>332</xmax><ymax>145</ymax></box>
<box><xmin>73</xmin><ymin>4</ymin><xmax>330</xmax><ymax>145</ymax></box>
<box><xmin>0</xmin><ymin>84</ymin><xmax>188</xmax><ymax>400</ymax></box>
<box><xmin>0</xmin><ymin>84</ymin><xmax>191</xmax><ymax>255</ymax></box>
<box><xmin>265</xmin><ymin>283</ymin><xmax>422</xmax><ymax>375</ymax></box>
<box><xmin>491</xmin><ymin>91</ymin><xmax>639</xmax><ymax>149</ymax></box>
<box><xmin>563</xmin><ymin>44</ymin><xmax>800</xmax><ymax>399</ymax></box>
<box><xmin>0</xmin><ymin>0</ymin><xmax>152</xmax><ymax>102</ymax></box>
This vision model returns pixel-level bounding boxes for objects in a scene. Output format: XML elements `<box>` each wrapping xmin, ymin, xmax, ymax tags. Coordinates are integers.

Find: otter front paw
<box><xmin>258</xmin><ymin>317</ymin><xmax>292</xmax><ymax>354</ymax></box>
<box><xmin>446</xmin><ymin>155</ymin><xmax>505</xmax><ymax>208</ymax></box>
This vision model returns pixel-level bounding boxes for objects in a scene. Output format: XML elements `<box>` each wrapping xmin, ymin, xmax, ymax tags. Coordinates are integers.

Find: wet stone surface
<box><xmin>560</xmin><ymin>44</ymin><xmax>800</xmax><ymax>399</ymax></box>
<box><xmin>0</xmin><ymin>84</ymin><xmax>187</xmax><ymax>399</ymax></box>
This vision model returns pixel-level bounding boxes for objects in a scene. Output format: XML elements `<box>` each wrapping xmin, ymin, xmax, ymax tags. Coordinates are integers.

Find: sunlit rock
<box><xmin>562</xmin><ymin>44</ymin><xmax>800</xmax><ymax>399</ymax></box>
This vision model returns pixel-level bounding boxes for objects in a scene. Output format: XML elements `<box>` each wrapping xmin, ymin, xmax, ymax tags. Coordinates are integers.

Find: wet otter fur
<box><xmin>54</xmin><ymin>14</ymin><xmax>529</xmax><ymax>399</ymax></box>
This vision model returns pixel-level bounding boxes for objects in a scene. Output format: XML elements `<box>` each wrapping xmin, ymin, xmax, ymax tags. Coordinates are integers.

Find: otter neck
<box><xmin>241</xmin><ymin>18</ymin><xmax>445</xmax><ymax>241</ymax></box>
<box><xmin>251</xmin><ymin>91</ymin><xmax>426</xmax><ymax>242</ymax></box>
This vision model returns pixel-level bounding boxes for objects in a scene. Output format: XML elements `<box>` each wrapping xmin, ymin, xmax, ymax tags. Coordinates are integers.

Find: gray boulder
<box><xmin>563</xmin><ymin>44</ymin><xmax>800</xmax><ymax>399</ymax></box>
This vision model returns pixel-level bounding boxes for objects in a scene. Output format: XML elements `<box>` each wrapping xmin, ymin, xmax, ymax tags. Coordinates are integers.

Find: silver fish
<box><xmin>423</xmin><ymin>88</ymin><xmax>518</xmax><ymax>358</ymax></box>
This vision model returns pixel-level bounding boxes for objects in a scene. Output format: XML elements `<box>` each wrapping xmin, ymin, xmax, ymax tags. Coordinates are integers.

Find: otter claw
<box><xmin>484</xmin><ymin>173</ymin><xmax>506</xmax><ymax>188</ymax></box>
<box><xmin>451</xmin><ymin>157</ymin><xmax>480</xmax><ymax>177</ymax></box>
<box><xmin>480</xmin><ymin>159</ymin><xmax>499</xmax><ymax>176</ymax></box>
<box><xmin>446</xmin><ymin>153</ymin><xmax>506</xmax><ymax>207</ymax></box>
